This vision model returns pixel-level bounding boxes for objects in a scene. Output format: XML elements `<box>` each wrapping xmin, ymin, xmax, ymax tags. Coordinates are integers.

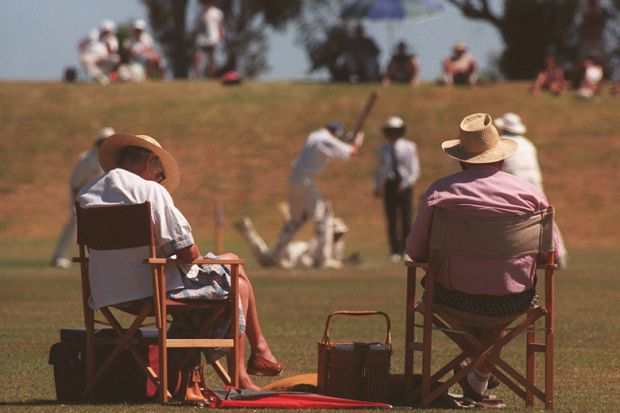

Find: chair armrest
<box><xmin>145</xmin><ymin>258</ymin><xmax>245</xmax><ymax>265</ymax></box>
<box><xmin>405</xmin><ymin>260</ymin><xmax>428</xmax><ymax>270</ymax></box>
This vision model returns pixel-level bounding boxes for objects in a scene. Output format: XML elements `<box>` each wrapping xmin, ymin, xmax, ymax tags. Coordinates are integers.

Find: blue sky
<box><xmin>0</xmin><ymin>0</ymin><xmax>503</xmax><ymax>82</ymax></box>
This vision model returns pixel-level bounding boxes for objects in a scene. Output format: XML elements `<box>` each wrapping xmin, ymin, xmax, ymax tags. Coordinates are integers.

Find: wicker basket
<box><xmin>317</xmin><ymin>311</ymin><xmax>392</xmax><ymax>402</ymax></box>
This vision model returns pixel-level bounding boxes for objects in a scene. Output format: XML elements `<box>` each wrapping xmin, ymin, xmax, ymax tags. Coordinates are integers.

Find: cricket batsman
<box><xmin>268</xmin><ymin>122</ymin><xmax>364</xmax><ymax>268</ymax></box>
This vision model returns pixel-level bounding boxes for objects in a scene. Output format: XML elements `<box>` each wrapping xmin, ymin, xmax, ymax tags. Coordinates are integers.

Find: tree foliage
<box><xmin>446</xmin><ymin>0</ymin><xmax>619</xmax><ymax>80</ymax></box>
<box><xmin>140</xmin><ymin>0</ymin><xmax>303</xmax><ymax>79</ymax></box>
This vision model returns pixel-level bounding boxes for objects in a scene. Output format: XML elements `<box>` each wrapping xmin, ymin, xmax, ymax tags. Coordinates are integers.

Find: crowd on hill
<box><xmin>72</xmin><ymin>0</ymin><xmax>616</xmax><ymax>99</ymax></box>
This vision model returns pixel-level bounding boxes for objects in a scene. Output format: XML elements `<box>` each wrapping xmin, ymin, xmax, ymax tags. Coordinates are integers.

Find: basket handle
<box><xmin>321</xmin><ymin>310</ymin><xmax>391</xmax><ymax>348</ymax></box>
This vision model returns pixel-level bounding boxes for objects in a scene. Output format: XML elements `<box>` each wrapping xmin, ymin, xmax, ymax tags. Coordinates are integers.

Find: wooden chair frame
<box><xmin>74</xmin><ymin>201</ymin><xmax>241</xmax><ymax>404</ymax></box>
<box><xmin>403</xmin><ymin>207</ymin><xmax>556</xmax><ymax>410</ymax></box>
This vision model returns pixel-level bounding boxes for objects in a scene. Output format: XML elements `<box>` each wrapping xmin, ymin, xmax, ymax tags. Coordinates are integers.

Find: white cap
<box><xmin>133</xmin><ymin>19</ymin><xmax>147</xmax><ymax>30</ymax></box>
<box><xmin>493</xmin><ymin>112</ymin><xmax>527</xmax><ymax>135</ymax></box>
<box><xmin>99</xmin><ymin>19</ymin><xmax>116</xmax><ymax>33</ymax></box>
<box><xmin>383</xmin><ymin>116</ymin><xmax>405</xmax><ymax>129</ymax></box>
<box><xmin>98</xmin><ymin>127</ymin><xmax>116</xmax><ymax>140</ymax></box>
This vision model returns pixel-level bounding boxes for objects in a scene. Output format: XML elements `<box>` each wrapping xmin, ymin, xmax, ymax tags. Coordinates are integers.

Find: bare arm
<box><xmin>176</xmin><ymin>244</ymin><xmax>201</xmax><ymax>261</ymax></box>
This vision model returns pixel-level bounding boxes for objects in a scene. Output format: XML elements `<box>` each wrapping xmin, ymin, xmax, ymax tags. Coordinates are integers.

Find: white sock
<box><xmin>467</xmin><ymin>369</ymin><xmax>491</xmax><ymax>394</ymax></box>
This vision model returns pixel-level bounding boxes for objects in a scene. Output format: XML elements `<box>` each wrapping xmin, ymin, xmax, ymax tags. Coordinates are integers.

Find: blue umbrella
<box><xmin>340</xmin><ymin>0</ymin><xmax>444</xmax><ymax>22</ymax></box>
<box><xmin>339</xmin><ymin>0</ymin><xmax>444</xmax><ymax>62</ymax></box>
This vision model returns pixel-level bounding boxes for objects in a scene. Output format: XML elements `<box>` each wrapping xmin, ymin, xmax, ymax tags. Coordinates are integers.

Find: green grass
<box><xmin>1</xmin><ymin>250</ymin><xmax>619</xmax><ymax>411</ymax></box>
<box><xmin>1</xmin><ymin>80</ymin><xmax>619</xmax><ymax>411</ymax></box>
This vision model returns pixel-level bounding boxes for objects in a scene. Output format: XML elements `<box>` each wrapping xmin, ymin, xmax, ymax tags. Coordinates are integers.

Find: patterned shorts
<box><xmin>433</xmin><ymin>281</ymin><xmax>539</xmax><ymax>318</ymax></box>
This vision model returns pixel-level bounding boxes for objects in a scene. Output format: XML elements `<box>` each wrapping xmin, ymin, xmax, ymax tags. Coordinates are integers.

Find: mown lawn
<box><xmin>1</xmin><ymin>80</ymin><xmax>619</xmax><ymax>411</ymax></box>
<box><xmin>0</xmin><ymin>246</ymin><xmax>618</xmax><ymax>412</ymax></box>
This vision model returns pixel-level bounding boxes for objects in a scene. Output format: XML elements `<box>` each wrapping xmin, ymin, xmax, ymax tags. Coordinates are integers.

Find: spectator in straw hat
<box><xmin>77</xmin><ymin>133</ymin><xmax>283</xmax><ymax>390</ymax></box>
<box><xmin>441</xmin><ymin>41</ymin><xmax>478</xmax><ymax>86</ymax></box>
<box><xmin>406</xmin><ymin>113</ymin><xmax>564</xmax><ymax>402</ymax></box>
<box><xmin>51</xmin><ymin>127</ymin><xmax>115</xmax><ymax>269</ymax></box>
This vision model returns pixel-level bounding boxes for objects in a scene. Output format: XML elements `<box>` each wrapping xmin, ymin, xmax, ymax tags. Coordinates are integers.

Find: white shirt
<box><xmin>196</xmin><ymin>6</ymin><xmax>224</xmax><ymax>47</ymax></box>
<box><xmin>374</xmin><ymin>138</ymin><xmax>421</xmax><ymax>190</ymax></box>
<box><xmin>128</xmin><ymin>32</ymin><xmax>155</xmax><ymax>57</ymax></box>
<box><xmin>501</xmin><ymin>134</ymin><xmax>543</xmax><ymax>191</ymax></box>
<box><xmin>292</xmin><ymin>128</ymin><xmax>354</xmax><ymax>176</ymax></box>
<box><xmin>77</xmin><ymin>169</ymin><xmax>192</xmax><ymax>308</ymax></box>
<box><xmin>69</xmin><ymin>147</ymin><xmax>104</xmax><ymax>192</ymax></box>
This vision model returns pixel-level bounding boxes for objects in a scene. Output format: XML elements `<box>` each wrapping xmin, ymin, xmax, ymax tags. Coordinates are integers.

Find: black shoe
<box><xmin>454</xmin><ymin>365</ymin><xmax>485</xmax><ymax>403</ymax></box>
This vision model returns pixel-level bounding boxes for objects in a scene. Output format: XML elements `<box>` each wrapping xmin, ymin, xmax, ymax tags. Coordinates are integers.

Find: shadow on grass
<box><xmin>0</xmin><ymin>400</ymin><xmax>57</xmax><ymax>406</ymax></box>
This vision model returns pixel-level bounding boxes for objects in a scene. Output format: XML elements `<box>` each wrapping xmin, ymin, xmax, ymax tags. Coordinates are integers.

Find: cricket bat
<box><xmin>350</xmin><ymin>89</ymin><xmax>380</xmax><ymax>140</ymax></box>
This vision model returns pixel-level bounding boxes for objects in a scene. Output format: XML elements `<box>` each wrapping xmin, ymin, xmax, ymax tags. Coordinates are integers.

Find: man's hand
<box><xmin>177</xmin><ymin>244</ymin><xmax>201</xmax><ymax>261</ymax></box>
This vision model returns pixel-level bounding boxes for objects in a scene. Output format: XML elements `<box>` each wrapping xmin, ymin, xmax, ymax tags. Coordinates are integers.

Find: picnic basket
<box><xmin>317</xmin><ymin>311</ymin><xmax>392</xmax><ymax>402</ymax></box>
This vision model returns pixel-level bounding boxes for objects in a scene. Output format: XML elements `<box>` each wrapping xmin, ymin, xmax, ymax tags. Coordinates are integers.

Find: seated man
<box><xmin>382</xmin><ymin>41</ymin><xmax>420</xmax><ymax>87</ymax></box>
<box><xmin>441</xmin><ymin>42</ymin><xmax>478</xmax><ymax>86</ymax></box>
<box><xmin>532</xmin><ymin>54</ymin><xmax>565</xmax><ymax>95</ymax></box>
<box><xmin>577</xmin><ymin>56</ymin><xmax>604</xmax><ymax>98</ymax></box>
<box><xmin>122</xmin><ymin>19</ymin><xmax>164</xmax><ymax>81</ymax></box>
<box><xmin>406</xmin><ymin>113</ymin><xmax>563</xmax><ymax>402</ymax></box>
<box><xmin>77</xmin><ymin>133</ymin><xmax>283</xmax><ymax>391</ymax></box>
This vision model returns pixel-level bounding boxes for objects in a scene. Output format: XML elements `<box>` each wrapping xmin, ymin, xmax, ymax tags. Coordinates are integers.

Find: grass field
<box><xmin>1</xmin><ymin>80</ymin><xmax>619</xmax><ymax>411</ymax></box>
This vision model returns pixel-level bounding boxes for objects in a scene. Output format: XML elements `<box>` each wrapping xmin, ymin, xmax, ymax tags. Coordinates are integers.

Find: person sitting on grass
<box><xmin>382</xmin><ymin>41</ymin><xmax>420</xmax><ymax>87</ymax></box>
<box><xmin>532</xmin><ymin>54</ymin><xmax>566</xmax><ymax>96</ymax></box>
<box><xmin>406</xmin><ymin>113</ymin><xmax>564</xmax><ymax>403</ymax></box>
<box><xmin>77</xmin><ymin>133</ymin><xmax>283</xmax><ymax>391</ymax></box>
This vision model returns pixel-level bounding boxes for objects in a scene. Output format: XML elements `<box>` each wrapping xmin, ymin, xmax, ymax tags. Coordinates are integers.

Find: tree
<box><xmin>141</xmin><ymin>0</ymin><xmax>303</xmax><ymax>79</ymax></box>
<box><xmin>445</xmin><ymin>0</ymin><xmax>582</xmax><ymax>79</ymax></box>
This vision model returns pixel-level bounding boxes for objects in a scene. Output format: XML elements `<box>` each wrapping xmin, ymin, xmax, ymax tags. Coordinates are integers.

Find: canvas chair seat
<box><xmin>75</xmin><ymin>201</ymin><xmax>242</xmax><ymax>404</ymax></box>
<box><xmin>403</xmin><ymin>207</ymin><xmax>556</xmax><ymax>410</ymax></box>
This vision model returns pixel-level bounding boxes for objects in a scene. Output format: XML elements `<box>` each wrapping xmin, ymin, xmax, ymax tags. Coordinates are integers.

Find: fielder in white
<box><xmin>494</xmin><ymin>113</ymin><xmax>568</xmax><ymax>267</ymax></box>
<box><xmin>51</xmin><ymin>127</ymin><xmax>115</xmax><ymax>269</ymax></box>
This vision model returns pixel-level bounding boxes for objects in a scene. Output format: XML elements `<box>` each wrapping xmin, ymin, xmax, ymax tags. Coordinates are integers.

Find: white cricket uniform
<box><xmin>270</xmin><ymin>128</ymin><xmax>353</xmax><ymax>267</ymax></box>
<box><xmin>501</xmin><ymin>134</ymin><xmax>543</xmax><ymax>191</ymax></box>
<box><xmin>52</xmin><ymin>147</ymin><xmax>105</xmax><ymax>264</ymax></box>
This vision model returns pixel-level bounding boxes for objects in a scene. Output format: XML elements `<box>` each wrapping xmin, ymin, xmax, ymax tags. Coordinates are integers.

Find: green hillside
<box><xmin>1</xmin><ymin>80</ymin><xmax>619</xmax><ymax>259</ymax></box>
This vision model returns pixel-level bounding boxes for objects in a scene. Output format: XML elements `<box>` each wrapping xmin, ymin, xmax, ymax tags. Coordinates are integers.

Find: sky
<box><xmin>0</xmin><ymin>0</ymin><xmax>503</xmax><ymax>82</ymax></box>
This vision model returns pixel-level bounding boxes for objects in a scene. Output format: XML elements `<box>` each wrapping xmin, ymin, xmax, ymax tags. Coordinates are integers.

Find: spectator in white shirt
<box><xmin>193</xmin><ymin>0</ymin><xmax>225</xmax><ymax>78</ymax></box>
<box><xmin>374</xmin><ymin>117</ymin><xmax>421</xmax><ymax>262</ymax></box>
<box><xmin>123</xmin><ymin>19</ymin><xmax>164</xmax><ymax>80</ymax></box>
<box><xmin>77</xmin><ymin>133</ymin><xmax>283</xmax><ymax>391</ymax></box>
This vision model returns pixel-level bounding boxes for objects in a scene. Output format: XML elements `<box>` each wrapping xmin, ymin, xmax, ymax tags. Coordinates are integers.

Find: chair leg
<box><xmin>404</xmin><ymin>266</ymin><xmax>417</xmax><ymax>405</ymax></box>
<box><xmin>526</xmin><ymin>322</ymin><xmax>536</xmax><ymax>407</ymax></box>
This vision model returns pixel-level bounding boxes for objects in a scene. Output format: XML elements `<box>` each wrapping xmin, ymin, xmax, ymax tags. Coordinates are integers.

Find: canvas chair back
<box><xmin>76</xmin><ymin>202</ymin><xmax>154</xmax><ymax>251</ymax></box>
<box><xmin>430</xmin><ymin>207</ymin><xmax>555</xmax><ymax>258</ymax></box>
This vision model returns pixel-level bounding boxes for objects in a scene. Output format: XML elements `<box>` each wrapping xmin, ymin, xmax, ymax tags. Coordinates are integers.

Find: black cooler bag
<box><xmin>48</xmin><ymin>328</ymin><xmax>159</xmax><ymax>403</ymax></box>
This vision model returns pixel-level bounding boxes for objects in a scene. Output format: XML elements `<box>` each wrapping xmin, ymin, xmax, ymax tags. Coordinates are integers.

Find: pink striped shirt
<box><xmin>406</xmin><ymin>165</ymin><xmax>560</xmax><ymax>295</ymax></box>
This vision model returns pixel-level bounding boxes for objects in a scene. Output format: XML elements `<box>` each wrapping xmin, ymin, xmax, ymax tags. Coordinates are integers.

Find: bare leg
<box><xmin>220</xmin><ymin>253</ymin><xmax>279</xmax><ymax>388</ymax></box>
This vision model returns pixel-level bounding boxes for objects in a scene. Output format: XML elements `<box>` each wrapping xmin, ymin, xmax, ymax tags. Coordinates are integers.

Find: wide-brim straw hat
<box><xmin>99</xmin><ymin>133</ymin><xmax>180</xmax><ymax>193</ymax></box>
<box><xmin>442</xmin><ymin>113</ymin><xmax>517</xmax><ymax>164</ymax></box>
<box><xmin>494</xmin><ymin>112</ymin><xmax>527</xmax><ymax>135</ymax></box>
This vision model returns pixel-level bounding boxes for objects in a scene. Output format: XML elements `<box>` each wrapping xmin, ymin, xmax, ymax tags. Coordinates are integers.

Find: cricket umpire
<box><xmin>374</xmin><ymin>116</ymin><xmax>420</xmax><ymax>262</ymax></box>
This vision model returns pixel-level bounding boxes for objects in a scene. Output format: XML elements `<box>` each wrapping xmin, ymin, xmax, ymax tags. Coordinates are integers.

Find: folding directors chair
<box><xmin>403</xmin><ymin>207</ymin><xmax>556</xmax><ymax>409</ymax></box>
<box><xmin>74</xmin><ymin>201</ymin><xmax>242</xmax><ymax>404</ymax></box>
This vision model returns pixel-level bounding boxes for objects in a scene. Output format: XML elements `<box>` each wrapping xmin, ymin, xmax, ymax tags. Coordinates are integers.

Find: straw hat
<box><xmin>442</xmin><ymin>113</ymin><xmax>517</xmax><ymax>164</ymax></box>
<box><xmin>494</xmin><ymin>112</ymin><xmax>527</xmax><ymax>135</ymax></box>
<box><xmin>99</xmin><ymin>134</ymin><xmax>180</xmax><ymax>193</ymax></box>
